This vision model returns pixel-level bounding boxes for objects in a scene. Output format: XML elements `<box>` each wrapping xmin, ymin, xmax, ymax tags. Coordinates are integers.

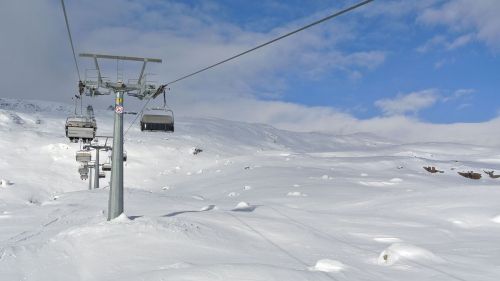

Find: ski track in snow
<box><xmin>1</xmin><ymin>99</ymin><xmax>500</xmax><ymax>280</ymax></box>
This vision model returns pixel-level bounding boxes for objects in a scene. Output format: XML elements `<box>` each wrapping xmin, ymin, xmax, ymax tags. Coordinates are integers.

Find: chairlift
<box><xmin>65</xmin><ymin>115</ymin><xmax>97</xmax><ymax>143</ymax></box>
<box><xmin>101</xmin><ymin>153</ymin><xmax>125</xmax><ymax>169</ymax></box>
<box><xmin>140</xmin><ymin>109</ymin><xmax>174</xmax><ymax>132</ymax></box>
<box><xmin>99</xmin><ymin>172</ymin><xmax>106</xmax><ymax>179</ymax></box>
<box><xmin>87</xmin><ymin>105</ymin><xmax>95</xmax><ymax>118</ymax></box>
<box><xmin>76</xmin><ymin>150</ymin><xmax>91</xmax><ymax>162</ymax></box>
<box><xmin>66</xmin><ymin>98</ymin><xmax>96</xmax><ymax>143</ymax></box>
<box><xmin>78</xmin><ymin>164</ymin><xmax>89</xmax><ymax>180</ymax></box>
<box><xmin>140</xmin><ymin>92</ymin><xmax>174</xmax><ymax>132</ymax></box>
<box><xmin>102</xmin><ymin>163</ymin><xmax>112</xmax><ymax>171</ymax></box>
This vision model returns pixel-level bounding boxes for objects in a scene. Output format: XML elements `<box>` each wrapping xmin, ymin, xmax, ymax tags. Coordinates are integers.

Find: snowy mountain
<box><xmin>1</xmin><ymin>99</ymin><xmax>500</xmax><ymax>280</ymax></box>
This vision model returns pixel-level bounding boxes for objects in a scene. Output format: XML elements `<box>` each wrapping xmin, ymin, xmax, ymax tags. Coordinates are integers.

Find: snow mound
<box><xmin>232</xmin><ymin>202</ymin><xmax>256</xmax><ymax>212</ymax></box>
<box><xmin>373</xmin><ymin>237</ymin><xmax>402</xmax><ymax>244</ymax></box>
<box><xmin>309</xmin><ymin>259</ymin><xmax>346</xmax><ymax>272</ymax></box>
<box><xmin>110</xmin><ymin>213</ymin><xmax>131</xmax><ymax>223</ymax></box>
<box><xmin>200</xmin><ymin>205</ymin><xmax>216</xmax><ymax>211</ymax></box>
<box><xmin>287</xmin><ymin>191</ymin><xmax>307</xmax><ymax>197</ymax></box>
<box><xmin>359</xmin><ymin>181</ymin><xmax>396</xmax><ymax>187</ymax></box>
<box><xmin>390</xmin><ymin>178</ymin><xmax>403</xmax><ymax>183</ymax></box>
<box><xmin>1</xmin><ymin>179</ymin><xmax>13</xmax><ymax>187</ymax></box>
<box><xmin>377</xmin><ymin>243</ymin><xmax>443</xmax><ymax>266</ymax></box>
<box><xmin>491</xmin><ymin>214</ymin><xmax>500</xmax><ymax>223</ymax></box>
<box><xmin>159</xmin><ymin>262</ymin><xmax>193</xmax><ymax>270</ymax></box>
<box><xmin>192</xmin><ymin>195</ymin><xmax>205</xmax><ymax>201</ymax></box>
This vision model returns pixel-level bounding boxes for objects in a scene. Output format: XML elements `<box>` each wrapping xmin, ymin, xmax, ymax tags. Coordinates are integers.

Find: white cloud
<box><xmin>442</xmin><ymin>88</ymin><xmax>476</xmax><ymax>102</ymax></box>
<box><xmin>2</xmin><ymin>0</ymin><xmax>497</xmax><ymax>149</ymax></box>
<box><xmin>453</xmin><ymin>88</ymin><xmax>476</xmax><ymax>97</ymax></box>
<box><xmin>417</xmin><ymin>35</ymin><xmax>447</xmax><ymax>53</ymax></box>
<box><xmin>447</xmin><ymin>33</ymin><xmax>475</xmax><ymax>50</ymax></box>
<box><xmin>0</xmin><ymin>0</ymin><xmax>73</xmax><ymax>100</ymax></box>
<box><xmin>374</xmin><ymin>89</ymin><xmax>440</xmax><ymax>116</ymax></box>
<box><xmin>374</xmin><ymin>88</ymin><xmax>475</xmax><ymax>116</ymax></box>
<box><xmin>417</xmin><ymin>33</ymin><xmax>474</xmax><ymax>53</ymax></box>
<box><xmin>418</xmin><ymin>0</ymin><xmax>500</xmax><ymax>50</ymax></box>
<box><xmin>173</xmin><ymin>97</ymin><xmax>500</xmax><ymax>147</ymax></box>
<box><xmin>457</xmin><ymin>103</ymin><xmax>472</xmax><ymax>110</ymax></box>
<box><xmin>434</xmin><ymin>59</ymin><xmax>447</xmax><ymax>69</ymax></box>
<box><xmin>363</xmin><ymin>0</ymin><xmax>440</xmax><ymax>19</ymax></box>
<box><xmin>0</xmin><ymin>0</ymin><xmax>386</xmax><ymax>105</ymax></box>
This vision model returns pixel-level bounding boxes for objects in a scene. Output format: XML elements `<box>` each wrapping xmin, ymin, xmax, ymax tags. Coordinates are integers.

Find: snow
<box><xmin>287</xmin><ymin>191</ymin><xmax>307</xmax><ymax>197</ymax></box>
<box><xmin>232</xmin><ymin>201</ymin><xmax>255</xmax><ymax>212</ymax></box>
<box><xmin>111</xmin><ymin>213</ymin><xmax>131</xmax><ymax>223</ymax></box>
<box><xmin>309</xmin><ymin>259</ymin><xmax>346</xmax><ymax>272</ymax></box>
<box><xmin>0</xmin><ymin>179</ymin><xmax>13</xmax><ymax>187</ymax></box>
<box><xmin>377</xmin><ymin>243</ymin><xmax>444</xmax><ymax>266</ymax></box>
<box><xmin>227</xmin><ymin>191</ymin><xmax>240</xmax><ymax>197</ymax></box>
<box><xmin>1</xmin><ymin>98</ymin><xmax>500</xmax><ymax>280</ymax></box>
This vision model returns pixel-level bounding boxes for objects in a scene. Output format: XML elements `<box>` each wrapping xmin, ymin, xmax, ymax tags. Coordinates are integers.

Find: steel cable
<box><xmin>165</xmin><ymin>0</ymin><xmax>374</xmax><ymax>86</ymax></box>
<box><xmin>124</xmin><ymin>0</ymin><xmax>374</xmax><ymax>135</ymax></box>
<box><xmin>60</xmin><ymin>0</ymin><xmax>81</xmax><ymax>81</ymax></box>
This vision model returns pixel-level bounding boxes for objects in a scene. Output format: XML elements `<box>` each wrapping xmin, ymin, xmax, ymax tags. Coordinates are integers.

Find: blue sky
<box><xmin>186</xmin><ymin>0</ymin><xmax>500</xmax><ymax>124</ymax></box>
<box><xmin>1</xmin><ymin>0</ymin><xmax>499</xmax><ymax>134</ymax></box>
<box><xmin>90</xmin><ymin>0</ymin><xmax>499</xmax><ymax>124</ymax></box>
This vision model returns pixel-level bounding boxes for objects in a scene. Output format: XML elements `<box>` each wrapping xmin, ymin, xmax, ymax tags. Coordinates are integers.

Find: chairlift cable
<box><xmin>61</xmin><ymin>0</ymin><xmax>85</xmax><ymax>116</ymax></box>
<box><xmin>164</xmin><ymin>0</ymin><xmax>374</xmax><ymax>86</ymax></box>
<box><xmin>125</xmin><ymin>0</ymin><xmax>374</xmax><ymax>136</ymax></box>
<box><xmin>60</xmin><ymin>0</ymin><xmax>81</xmax><ymax>81</ymax></box>
<box><xmin>123</xmin><ymin>98</ymin><xmax>153</xmax><ymax>137</ymax></box>
<box><xmin>125</xmin><ymin>0</ymin><xmax>373</xmax><ymax>134</ymax></box>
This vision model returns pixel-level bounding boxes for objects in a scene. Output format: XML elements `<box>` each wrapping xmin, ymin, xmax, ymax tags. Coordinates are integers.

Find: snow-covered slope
<box><xmin>1</xmin><ymin>98</ymin><xmax>500</xmax><ymax>281</ymax></box>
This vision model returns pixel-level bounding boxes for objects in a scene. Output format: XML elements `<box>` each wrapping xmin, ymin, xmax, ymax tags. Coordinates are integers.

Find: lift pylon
<box><xmin>79</xmin><ymin>53</ymin><xmax>162</xmax><ymax>220</ymax></box>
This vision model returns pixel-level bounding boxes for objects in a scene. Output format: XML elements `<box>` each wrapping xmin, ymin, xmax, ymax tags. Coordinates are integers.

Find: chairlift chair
<box><xmin>99</xmin><ymin>172</ymin><xmax>106</xmax><ymax>179</ymax></box>
<box><xmin>102</xmin><ymin>163</ymin><xmax>112</xmax><ymax>171</ymax></box>
<box><xmin>65</xmin><ymin>115</ymin><xmax>97</xmax><ymax>143</ymax></box>
<box><xmin>140</xmin><ymin>92</ymin><xmax>174</xmax><ymax>132</ymax></box>
<box><xmin>140</xmin><ymin>107</ymin><xmax>174</xmax><ymax>132</ymax></box>
<box><xmin>76</xmin><ymin>150</ymin><xmax>92</xmax><ymax>162</ymax></box>
<box><xmin>78</xmin><ymin>164</ymin><xmax>89</xmax><ymax>180</ymax></box>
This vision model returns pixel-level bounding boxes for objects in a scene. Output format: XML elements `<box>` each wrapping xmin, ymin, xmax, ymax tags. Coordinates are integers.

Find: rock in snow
<box><xmin>0</xmin><ymin>179</ymin><xmax>13</xmax><ymax>187</ymax></box>
<box><xmin>378</xmin><ymin>243</ymin><xmax>443</xmax><ymax>266</ymax></box>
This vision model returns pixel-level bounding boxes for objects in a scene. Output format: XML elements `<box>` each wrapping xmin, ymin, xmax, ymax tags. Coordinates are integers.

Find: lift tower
<box><xmin>79</xmin><ymin>53</ymin><xmax>162</xmax><ymax>220</ymax></box>
<box><xmin>83</xmin><ymin>143</ymin><xmax>112</xmax><ymax>189</ymax></box>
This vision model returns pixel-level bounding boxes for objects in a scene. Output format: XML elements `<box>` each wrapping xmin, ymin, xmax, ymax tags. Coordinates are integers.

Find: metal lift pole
<box><xmin>79</xmin><ymin>53</ymin><xmax>161</xmax><ymax>220</ymax></box>
<box><xmin>88</xmin><ymin>165</ymin><xmax>93</xmax><ymax>190</ymax></box>
<box><xmin>94</xmin><ymin>148</ymin><xmax>100</xmax><ymax>190</ymax></box>
<box><xmin>83</xmin><ymin>142</ymin><xmax>111</xmax><ymax>191</ymax></box>
<box><xmin>108</xmin><ymin>91</ymin><xmax>124</xmax><ymax>220</ymax></box>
